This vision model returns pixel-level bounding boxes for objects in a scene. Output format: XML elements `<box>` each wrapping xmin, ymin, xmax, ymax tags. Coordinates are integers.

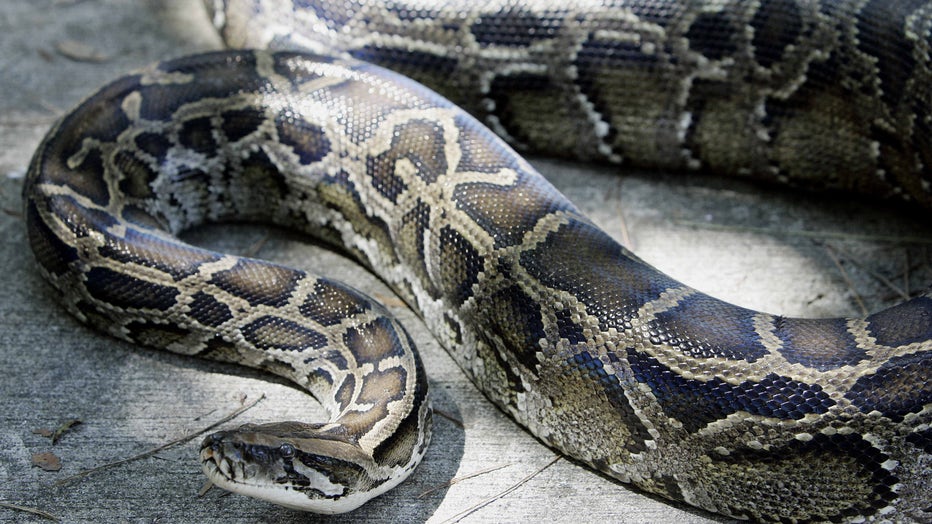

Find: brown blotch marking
<box><xmin>453</xmin><ymin>169</ymin><xmax>571</xmax><ymax>247</ymax></box>
<box><xmin>274</xmin><ymin>111</ymin><xmax>331</xmax><ymax>165</ymax></box>
<box><xmin>484</xmin><ymin>72</ymin><xmax>588</xmax><ymax>158</ymax></box>
<box><xmin>227</xmin><ymin>149</ymin><xmax>288</xmax><ymax>221</ymax></box>
<box><xmin>299</xmin><ymin>279</ymin><xmax>370</xmax><ymax>326</ymax></box>
<box><xmin>343</xmin><ymin>316</ymin><xmax>405</xmax><ymax>365</ymax></box>
<box><xmin>386</xmin><ymin>119</ymin><xmax>447</xmax><ymax>183</ymax></box>
<box><xmin>366</xmin><ymin>119</ymin><xmax>448</xmax><ymax>201</ymax></box>
<box><xmin>372</xmin><ymin>343</ymin><xmax>429</xmax><ymax>467</ymax></box>
<box><xmin>25</xmin><ymin>200</ymin><xmax>78</xmax><ymax>276</ymax></box>
<box><xmin>196</xmin><ymin>334</ymin><xmax>242</xmax><ymax>364</ymax></box>
<box><xmin>357</xmin><ymin>366</ymin><xmax>407</xmax><ymax>405</ymax></box>
<box><xmin>484</xmin><ymin>284</ymin><xmax>545</xmax><ymax>374</ymax></box>
<box><xmin>221</xmin><ymin>108</ymin><xmax>267</xmax><ymax>143</ymax></box>
<box><xmin>120</xmin><ymin>205</ymin><xmax>166</xmax><ymax>230</ymax></box>
<box><xmin>40</xmin><ymin>147</ymin><xmax>111</xmax><ymax>207</ymax></box>
<box><xmin>438</xmin><ymin>225</ymin><xmax>481</xmax><ymax>305</ymax></box>
<box><xmin>749</xmin><ymin>0</ymin><xmax>803</xmax><ymax>68</ymax></box>
<box><xmin>775</xmin><ymin>317</ymin><xmax>866</xmax><ymax>371</ymax></box>
<box><xmin>334</xmin><ymin>374</ymin><xmax>356</xmax><ymax>413</ymax></box>
<box><xmin>338</xmin><ymin>370</ymin><xmax>404</xmax><ymax>438</ymax></box>
<box><xmin>126</xmin><ymin>320</ymin><xmax>190</xmax><ymax>348</ymax></box>
<box><xmin>187</xmin><ymin>291</ymin><xmax>234</xmax><ymax>328</ymax></box>
<box><xmin>845</xmin><ymin>350</ymin><xmax>932</xmax><ymax>422</ymax></box>
<box><xmin>241</xmin><ymin>315</ymin><xmax>328</xmax><ymax>352</ymax></box>
<box><xmin>326</xmin><ymin>75</ymin><xmax>415</xmax><ymax>144</ymax></box>
<box><xmin>705</xmin><ymin>433</ymin><xmax>897</xmax><ymax>521</ymax></box>
<box><xmin>98</xmin><ymin>227</ymin><xmax>220</xmax><ymax>281</ymax></box>
<box><xmin>520</xmin><ymin>219</ymin><xmax>680</xmax><ymax>331</ymax></box>
<box><xmin>272</xmin><ymin>51</ymin><xmax>329</xmax><ymax>87</ymax></box>
<box><xmin>46</xmin><ymin>194</ymin><xmax>117</xmax><ymax>238</ymax></box>
<box><xmin>54</xmin><ymin>75</ymin><xmax>136</xmax><ymax>144</ymax></box>
<box><xmin>84</xmin><ymin>266</ymin><xmax>179</xmax><ymax>311</ymax></box>
<box><xmin>866</xmin><ymin>296</ymin><xmax>932</xmax><ymax>347</ymax></box>
<box><xmin>396</xmin><ymin>198</ymin><xmax>433</xmax><ymax>296</ymax></box>
<box><xmin>134</xmin><ymin>131</ymin><xmax>172</xmax><ymax>160</ymax></box>
<box><xmin>178</xmin><ymin>116</ymin><xmax>217</xmax><ymax>156</ymax></box>
<box><xmin>648</xmin><ymin>293</ymin><xmax>769</xmax><ymax>361</ymax></box>
<box><xmin>210</xmin><ymin>259</ymin><xmax>300</xmax><ymax>307</ymax></box>
<box><xmin>115</xmin><ymin>150</ymin><xmax>157</xmax><ymax>199</ymax></box>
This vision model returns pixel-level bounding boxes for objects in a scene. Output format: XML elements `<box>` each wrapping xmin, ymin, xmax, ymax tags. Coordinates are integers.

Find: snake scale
<box><xmin>21</xmin><ymin>0</ymin><xmax>932</xmax><ymax>521</ymax></box>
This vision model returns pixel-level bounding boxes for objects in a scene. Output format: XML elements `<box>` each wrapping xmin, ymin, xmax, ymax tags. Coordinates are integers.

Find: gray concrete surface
<box><xmin>1</xmin><ymin>1</ymin><xmax>930</xmax><ymax>523</ymax></box>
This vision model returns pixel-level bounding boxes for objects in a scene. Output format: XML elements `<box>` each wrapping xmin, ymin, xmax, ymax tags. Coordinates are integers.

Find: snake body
<box><xmin>22</xmin><ymin>0</ymin><xmax>932</xmax><ymax>522</ymax></box>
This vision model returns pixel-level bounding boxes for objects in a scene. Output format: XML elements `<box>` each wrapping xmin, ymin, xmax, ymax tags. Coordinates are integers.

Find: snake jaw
<box><xmin>198</xmin><ymin>423</ymin><xmax>399</xmax><ymax>514</ymax></box>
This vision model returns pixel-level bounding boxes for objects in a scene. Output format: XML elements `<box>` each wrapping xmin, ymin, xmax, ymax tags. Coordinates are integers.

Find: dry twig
<box><xmin>439</xmin><ymin>456</ymin><xmax>561</xmax><ymax>524</ymax></box>
<box><xmin>0</xmin><ymin>501</ymin><xmax>59</xmax><ymax>522</ymax></box>
<box><xmin>54</xmin><ymin>394</ymin><xmax>265</xmax><ymax>486</ymax></box>
<box><xmin>418</xmin><ymin>463</ymin><xmax>513</xmax><ymax>499</ymax></box>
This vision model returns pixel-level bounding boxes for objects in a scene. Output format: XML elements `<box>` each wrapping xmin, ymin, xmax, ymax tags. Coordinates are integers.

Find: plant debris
<box><xmin>33</xmin><ymin>419</ymin><xmax>82</xmax><ymax>444</ymax></box>
<box><xmin>31</xmin><ymin>452</ymin><xmax>62</xmax><ymax>472</ymax></box>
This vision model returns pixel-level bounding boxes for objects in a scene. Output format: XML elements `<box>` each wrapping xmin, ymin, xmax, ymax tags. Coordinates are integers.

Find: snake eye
<box><xmin>279</xmin><ymin>443</ymin><xmax>295</xmax><ymax>458</ymax></box>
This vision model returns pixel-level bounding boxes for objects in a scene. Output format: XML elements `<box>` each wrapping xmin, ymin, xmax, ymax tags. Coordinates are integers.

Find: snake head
<box><xmin>200</xmin><ymin>422</ymin><xmax>393</xmax><ymax>514</ymax></box>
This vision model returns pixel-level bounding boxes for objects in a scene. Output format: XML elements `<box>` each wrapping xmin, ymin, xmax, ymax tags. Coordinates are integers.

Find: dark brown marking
<box><xmin>210</xmin><ymin>259</ymin><xmax>301</xmax><ymax>307</ymax></box>
<box><xmin>367</xmin><ymin>119</ymin><xmax>449</xmax><ymax>201</ymax></box>
<box><xmin>648</xmin><ymin>294</ymin><xmax>769</xmax><ymax>362</ymax></box>
<box><xmin>98</xmin><ymin>227</ymin><xmax>220</xmax><ymax>281</ymax></box>
<box><xmin>709</xmin><ymin>433</ymin><xmax>897</xmax><ymax>521</ymax></box>
<box><xmin>520</xmin><ymin>219</ymin><xmax>680</xmax><ymax>332</ymax></box>
<box><xmin>188</xmin><ymin>291</ymin><xmax>234</xmax><ymax>327</ymax></box>
<box><xmin>453</xmin><ymin>169</ymin><xmax>572</xmax><ymax>247</ymax></box>
<box><xmin>437</xmin><ymin>225</ymin><xmax>481</xmax><ymax>305</ymax></box>
<box><xmin>179</xmin><ymin>116</ymin><xmax>218</xmax><ymax>156</ymax></box>
<box><xmin>334</xmin><ymin>374</ymin><xmax>356</xmax><ymax>412</ymax></box>
<box><xmin>84</xmin><ymin>266</ymin><xmax>179</xmax><ymax>311</ymax></box>
<box><xmin>299</xmin><ymin>279</ymin><xmax>370</xmax><ymax>326</ymax></box>
<box><xmin>221</xmin><ymin>108</ymin><xmax>267</xmax><ymax>143</ymax></box>
<box><xmin>775</xmin><ymin>318</ymin><xmax>866</xmax><ymax>371</ymax></box>
<box><xmin>115</xmin><ymin>150</ymin><xmax>157</xmax><ymax>199</ymax></box>
<box><xmin>274</xmin><ymin>111</ymin><xmax>331</xmax><ymax>164</ymax></box>
<box><xmin>126</xmin><ymin>320</ymin><xmax>190</xmax><ymax>348</ymax></box>
<box><xmin>25</xmin><ymin>201</ymin><xmax>78</xmax><ymax>276</ymax></box>
<box><xmin>357</xmin><ymin>367</ymin><xmax>407</xmax><ymax>406</ymax></box>
<box><xmin>242</xmin><ymin>315</ymin><xmax>328</xmax><ymax>352</ymax></box>
<box><xmin>845</xmin><ymin>350</ymin><xmax>932</xmax><ymax>421</ymax></box>
<box><xmin>343</xmin><ymin>316</ymin><xmax>406</xmax><ymax>365</ymax></box>
<box><xmin>866</xmin><ymin>296</ymin><xmax>932</xmax><ymax>347</ymax></box>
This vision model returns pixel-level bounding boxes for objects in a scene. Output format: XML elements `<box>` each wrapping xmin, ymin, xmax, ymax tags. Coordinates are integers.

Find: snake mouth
<box><xmin>200</xmin><ymin>444</ymin><xmax>246</xmax><ymax>486</ymax></box>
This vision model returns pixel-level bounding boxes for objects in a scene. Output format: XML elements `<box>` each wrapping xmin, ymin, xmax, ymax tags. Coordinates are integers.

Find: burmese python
<box><xmin>21</xmin><ymin>0</ymin><xmax>932</xmax><ymax>522</ymax></box>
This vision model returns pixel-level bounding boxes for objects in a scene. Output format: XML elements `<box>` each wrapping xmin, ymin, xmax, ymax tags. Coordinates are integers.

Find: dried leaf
<box><xmin>31</xmin><ymin>452</ymin><xmax>62</xmax><ymax>472</ymax></box>
<box><xmin>55</xmin><ymin>39</ymin><xmax>109</xmax><ymax>63</ymax></box>
<box><xmin>32</xmin><ymin>428</ymin><xmax>54</xmax><ymax>438</ymax></box>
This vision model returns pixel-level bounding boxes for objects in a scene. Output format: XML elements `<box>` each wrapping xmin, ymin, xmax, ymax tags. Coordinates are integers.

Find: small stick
<box><xmin>433</xmin><ymin>408</ymin><xmax>464</xmax><ymax>429</ymax></box>
<box><xmin>824</xmin><ymin>247</ymin><xmax>868</xmax><ymax>316</ymax></box>
<box><xmin>903</xmin><ymin>248</ymin><xmax>910</xmax><ymax>298</ymax></box>
<box><xmin>242</xmin><ymin>231</ymin><xmax>271</xmax><ymax>258</ymax></box>
<box><xmin>0</xmin><ymin>502</ymin><xmax>59</xmax><ymax>522</ymax></box>
<box><xmin>54</xmin><ymin>394</ymin><xmax>265</xmax><ymax>486</ymax></box>
<box><xmin>826</xmin><ymin>244</ymin><xmax>908</xmax><ymax>300</ymax></box>
<box><xmin>439</xmin><ymin>456</ymin><xmax>561</xmax><ymax>524</ymax></box>
<box><xmin>417</xmin><ymin>463</ymin><xmax>513</xmax><ymax>499</ymax></box>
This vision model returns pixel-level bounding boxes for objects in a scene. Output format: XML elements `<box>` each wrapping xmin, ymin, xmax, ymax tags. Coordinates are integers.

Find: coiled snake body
<box><xmin>23</xmin><ymin>0</ymin><xmax>932</xmax><ymax>522</ymax></box>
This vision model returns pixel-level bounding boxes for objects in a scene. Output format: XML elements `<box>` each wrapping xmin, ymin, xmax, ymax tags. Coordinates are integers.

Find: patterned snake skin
<box><xmin>21</xmin><ymin>0</ymin><xmax>932</xmax><ymax>522</ymax></box>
